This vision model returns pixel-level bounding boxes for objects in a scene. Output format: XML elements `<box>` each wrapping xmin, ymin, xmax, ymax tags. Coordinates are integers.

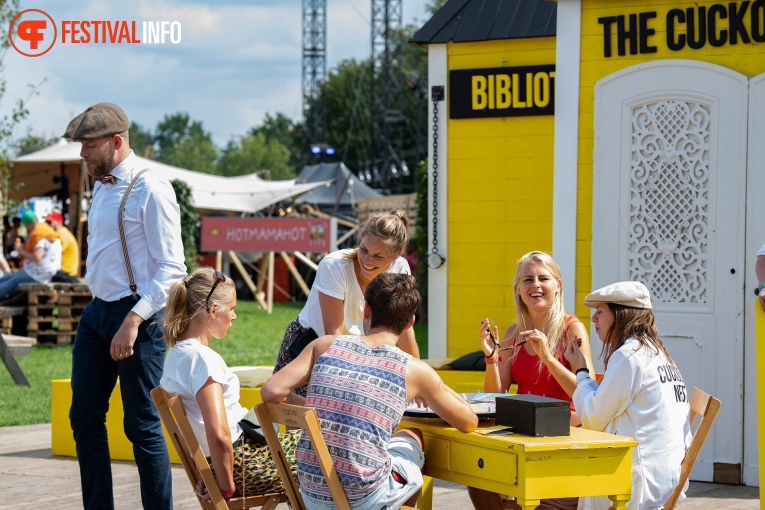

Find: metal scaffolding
<box><xmin>302</xmin><ymin>0</ymin><xmax>327</xmax><ymax>148</ymax></box>
<box><xmin>370</xmin><ymin>0</ymin><xmax>405</xmax><ymax>192</ymax></box>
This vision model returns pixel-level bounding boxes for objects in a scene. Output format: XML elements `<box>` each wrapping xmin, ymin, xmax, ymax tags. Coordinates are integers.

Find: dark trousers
<box><xmin>69</xmin><ymin>297</ymin><xmax>173</xmax><ymax>510</ymax></box>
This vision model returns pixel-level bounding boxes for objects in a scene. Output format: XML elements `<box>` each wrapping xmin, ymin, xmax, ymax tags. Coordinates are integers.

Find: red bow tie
<box><xmin>98</xmin><ymin>174</ymin><xmax>116</xmax><ymax>185</ymax></box>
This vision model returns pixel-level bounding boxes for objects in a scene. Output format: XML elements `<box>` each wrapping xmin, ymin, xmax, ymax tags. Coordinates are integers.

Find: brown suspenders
<box><xmin>117</xmin><ymin>169</ymin><xmax>150</xmax><ymax>299</ymax></box>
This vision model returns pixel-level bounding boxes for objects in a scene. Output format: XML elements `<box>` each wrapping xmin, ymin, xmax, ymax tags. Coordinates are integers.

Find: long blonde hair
<box><xmin>344</xmin><ymin>209</ymin><xmax>409</xmax><ymax>260</ymax></box>
<box><xmin>512</xmin><ymin>251</ymin><xmax>568</xmax><ymax>357</ymax></box>
<box><xmin>162</xmin><ymin>267</ymin><xmax>235</xmax><ymax>347</ymax></box>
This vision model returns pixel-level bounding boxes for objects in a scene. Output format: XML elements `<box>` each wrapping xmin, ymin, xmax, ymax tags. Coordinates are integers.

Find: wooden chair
<box><xmin>150</xmin><ymin>387</ymin><xmax>288</xmax><ymax>510</ymax></box>
<box><xmin>254</xmin><ymin>402</ymin><xmax>417</xmax><ymax>510</ymax></box>
<box><xmin>663</xmin><ymin>387</ymin><xmax>721</xmax><ymax>510</ymax></box>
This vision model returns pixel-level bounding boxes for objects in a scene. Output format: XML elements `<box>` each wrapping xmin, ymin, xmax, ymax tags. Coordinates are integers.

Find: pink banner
<box><xmin>200</xmin><ymin>217</ymin><xmax>332</xmax><ymax>253</ymax></box>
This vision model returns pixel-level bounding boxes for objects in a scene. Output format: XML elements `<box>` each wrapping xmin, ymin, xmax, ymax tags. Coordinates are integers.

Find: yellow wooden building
<box><xmin>413</xmin><ymin>0</ymin><xmax>764</xmax><ymax>487</ymax></box>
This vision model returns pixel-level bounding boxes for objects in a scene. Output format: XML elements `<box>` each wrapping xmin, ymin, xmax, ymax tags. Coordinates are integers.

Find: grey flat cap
<box><xmin>584</xmin><ymin>281</ymin><xmax>652</xmax><ymax>309</ymax></box>
<box><xmin>63</xmin><ymin>102</ymin><xmax>129</xmax><ymax>141</ymax></box>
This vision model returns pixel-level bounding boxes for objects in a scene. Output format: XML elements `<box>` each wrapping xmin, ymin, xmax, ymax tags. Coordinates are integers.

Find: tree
<box><xmin>249</xmin><ymin>112</ymin><xmax>305</xmax><ymax>172</ymax></box>
<box><xmin>301</xmin><ymin>21</ymin><xmax>429</xmax><ymax>193</ymax></box>
<box><xmin>218</xmin><ymin>132</ymin><xmax>294</xmax><ymax>180</ymax></box>
<box><xmin>305</xmin><ymin>58</ymin><xmax>371</xmax><ymax>174</ymax></box>
<box><xmin>128</xmin><ymin>121</ymin><xmax>154</xmax><ymax>159</ymax></box>
<box><xmin>13</xmin><ymin>129</ymin><xmax>56</xmax><ymax>157</ymax></box>
<box><xmin>153</xmin><ymin>112</ymin><xmax>217</xmax><ymax>174</ymax></box>
<box><xmin>2</xmin><ymin>1</ymin><xmax>35</xmax><ymax>213</ymax></box>
<box><xmin>170</xmin><ymin>179</ymin><xmax>200</xmax><ymax>271</ymax></box>
<box><xmin>426</xmin><ymin>0</ymin><xmax>449</xmax><ymax>14</ymax></box>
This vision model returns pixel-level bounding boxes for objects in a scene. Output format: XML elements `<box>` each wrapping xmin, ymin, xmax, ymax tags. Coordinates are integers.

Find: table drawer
<box><xmin>451</xmin><ymin>442</ymin><xmax>517</xmax><ymax>482</ymax></box>
<box><xmin>422</xmin><ymin>437</ymin><xmax>450</xmax><ymax>471</ymax></box>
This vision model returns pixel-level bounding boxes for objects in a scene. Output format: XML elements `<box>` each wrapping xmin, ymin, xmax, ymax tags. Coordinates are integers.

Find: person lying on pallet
<box><xmin>262</xmin><ymin>273</ymin><xmax>478</xmax><ymax>510</ymax></box>
<box><xmin>160</xmin><ymin>266</ymin><xmax>302</xmax><ymax>501</ymax></box>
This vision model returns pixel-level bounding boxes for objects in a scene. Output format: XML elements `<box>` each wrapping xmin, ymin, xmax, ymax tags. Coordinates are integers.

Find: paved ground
<box><xmin>0</xmin><ymin>424</ymin><xmax>759</xmax><ymax>509</ymax></box>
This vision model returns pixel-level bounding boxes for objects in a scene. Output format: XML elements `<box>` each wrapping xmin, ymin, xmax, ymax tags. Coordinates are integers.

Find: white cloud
<box><xmin>5</xmin><ymin>0</ymin><xmax>429</xmax><ymax>148</ymax></box>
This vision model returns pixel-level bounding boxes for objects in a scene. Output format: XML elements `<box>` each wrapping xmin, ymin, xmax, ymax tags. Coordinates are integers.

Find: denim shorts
<box><xmin>303</xmin><ymin>434</ymin><xmax>425</xmax><ymax>510</ymax></box>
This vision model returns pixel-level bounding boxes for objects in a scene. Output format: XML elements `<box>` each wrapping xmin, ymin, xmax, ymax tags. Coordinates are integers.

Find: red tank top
<box><xmin>510</xmin><ymin>316</ymin><xmax>579</xmax><ymax>411</ymax></box>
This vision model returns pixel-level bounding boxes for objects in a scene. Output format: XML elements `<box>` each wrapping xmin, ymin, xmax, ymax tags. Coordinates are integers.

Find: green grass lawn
<box><xmin>0</xmin><ymin>300</ymin><xmax>428</xmax><ymax>427</ymax></box>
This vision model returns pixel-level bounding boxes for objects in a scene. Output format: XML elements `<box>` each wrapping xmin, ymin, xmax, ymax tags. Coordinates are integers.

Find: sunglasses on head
<box><xmin>206</xmin><ymin>270</ymin><xmax>226</xmax><ymax>311</ymax></box>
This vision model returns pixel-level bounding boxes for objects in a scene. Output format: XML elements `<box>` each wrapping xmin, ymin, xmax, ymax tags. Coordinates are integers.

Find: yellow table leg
<box><xmin>417</xmin><ymin>475</ymin><xmax>433</xmax><ymax>509</ymax></box>
<box><xmin>608</xmin><ymin>493</ymin><xmax>630</xmax><ymax>509</ymax></box>
<box><xmin>516</xmin><ymin>499</ymin><xmax>541</xmax><ymax>510</ymax></box>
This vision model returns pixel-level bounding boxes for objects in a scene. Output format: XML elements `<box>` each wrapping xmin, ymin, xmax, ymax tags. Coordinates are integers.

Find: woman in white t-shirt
<box><xmin>273</xmin><ymin>210</ymin><xmax>417</xmax><ymax>396</ymax></box>
<box><xmin>160</xmin><ymin>267</ymin><xmax>300</xmax><ymax>501</ymax></box>
<box><xmin>527</xmin><ymin>281</ymin><xmax>692</xmax><ymax>510</ymax></box>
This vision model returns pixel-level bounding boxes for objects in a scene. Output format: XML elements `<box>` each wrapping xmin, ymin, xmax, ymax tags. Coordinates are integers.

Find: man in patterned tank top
<box><xmin>262</xmin><ymin>274</ymin><xmax>478</xmax><ymax>510</ymax></box>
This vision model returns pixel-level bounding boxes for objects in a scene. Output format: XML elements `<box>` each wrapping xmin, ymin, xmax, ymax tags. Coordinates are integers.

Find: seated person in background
<box><xmin>0</xmin><ymin>210</ymin><xmax>61</xmax><ymax>300</ymax></box>
<box><xmin>262</xmin><ymin>273</ymin><xmax>478</xmax><ymax>510</ymax></box>
<box><xmin>528</xmin><ymin>281</ymin><xmax>692</xmax><ymax>510</ymax></box>
<box><xmin>45</xmin><ymin>210</ymin><xmax>80</xmax><ymax>277</ymax></box>
<box><xmin>160</xmin><ymin>267</ymin><xmax>301</xmax><ymax>501</ymax></box>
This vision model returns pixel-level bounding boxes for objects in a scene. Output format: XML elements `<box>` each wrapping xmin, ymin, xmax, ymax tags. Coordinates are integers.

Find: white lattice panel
<box><xmin>628</xmin><ymin>100</ymin><xmax>711</xmax><ymax>304</ymax></box>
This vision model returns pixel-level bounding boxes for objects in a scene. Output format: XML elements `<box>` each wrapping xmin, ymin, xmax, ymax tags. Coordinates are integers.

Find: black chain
<box><xmin>431</xmin><ymin>98</ymin><xmax>439</xmax><ymax>257</ymax></box>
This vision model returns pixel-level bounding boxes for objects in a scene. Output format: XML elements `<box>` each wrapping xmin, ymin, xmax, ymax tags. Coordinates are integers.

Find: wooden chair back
<box><xmin>254</xmin><ymin>402</ymin><xmax>338</xmax><ymax>510</ymax></box>
<box><xmin>150</xmin><ymin>386</ymin><xmax>287</xmax><ymax>510</ymax></box>
<box><xmin>255</xmin><ymin>402</ymin><xmax>418</xmax><ymax>510</ymax></box>
<box><xmin>663</xmin><ymin>386</ymin><xmax>721</xmax><ymax>510</ymax></box>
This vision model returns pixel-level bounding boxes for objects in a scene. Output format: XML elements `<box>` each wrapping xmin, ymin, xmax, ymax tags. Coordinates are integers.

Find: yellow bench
<box><xmin>51</xmin><ymin>368</ymin><xmax>487</xmax><ymax>462</ymax></box>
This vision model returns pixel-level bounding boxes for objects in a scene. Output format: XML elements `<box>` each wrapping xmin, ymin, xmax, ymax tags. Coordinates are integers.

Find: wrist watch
<box><xmin>576</xmin><ymin>369</ymin><xmax>592</xmax><ymax>384</ymax></box>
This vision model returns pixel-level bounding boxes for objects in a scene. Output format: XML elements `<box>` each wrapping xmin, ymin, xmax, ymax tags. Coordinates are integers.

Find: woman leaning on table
<box><xmin>468</xmin><ymin>251</ymin><xmax>595</xmax><ymax>510</ymax></box>
<box><xmin>272</xmin><ymin>209</ymin><xmax>419</xmax><ymax>396</ymax></box>
<box><xmin>527</xmin><ymin>281</ymin><xmax>692</xmax><ymax>510</ymax></box>
<box><xmin>160</xmin><ymin>267</ymin><xmax>301</xmax><ymax>501</ymax></box>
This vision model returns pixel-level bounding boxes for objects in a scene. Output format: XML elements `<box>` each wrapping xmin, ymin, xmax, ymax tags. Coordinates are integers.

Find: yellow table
<box><xmin>401</xmin><ymin>417</ymin><xmax>636</xmax><ymax>510</ymax></box>
<box><xmin>50</xmin><ymin>369</ymin><xmax>487</xmax><ymax>463</ymax></box>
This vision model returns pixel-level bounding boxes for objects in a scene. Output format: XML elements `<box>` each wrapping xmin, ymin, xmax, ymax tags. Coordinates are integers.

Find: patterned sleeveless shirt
<box><xmin>296</xmin><ymin>335</ymin><xmax>411</xmax><ymax>503</ymax></box>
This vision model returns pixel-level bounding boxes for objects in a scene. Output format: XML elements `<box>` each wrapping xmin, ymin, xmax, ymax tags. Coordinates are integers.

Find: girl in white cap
<box><xmin>527</xmin><ymin>281</ymin><xmax>692</xmax><ymax>510</ymax></box>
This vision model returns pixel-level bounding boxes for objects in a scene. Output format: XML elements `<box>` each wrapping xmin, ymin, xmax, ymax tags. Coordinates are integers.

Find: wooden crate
<box><xmin>19</xmin><ymin>283</ymin><xmax>92</xmax><ymax>345</ymax></box>
<box><xmin>0</xmin><ymin>306</ymin><xmax>27</xmax><ymax>335</ymax></box>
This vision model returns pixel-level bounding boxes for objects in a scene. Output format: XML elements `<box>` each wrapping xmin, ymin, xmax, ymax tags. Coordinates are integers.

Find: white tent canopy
<box><xmin>12</xmin><ymin>139</ymin><xmax>329</xmax><ymax>214</ymax></box>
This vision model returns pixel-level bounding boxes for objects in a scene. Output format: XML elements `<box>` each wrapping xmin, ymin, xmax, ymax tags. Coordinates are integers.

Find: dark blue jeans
<box><xmin>69</xmin><ymin>297</ymin><xmax>173</xmax><ymax>510</ymax></box>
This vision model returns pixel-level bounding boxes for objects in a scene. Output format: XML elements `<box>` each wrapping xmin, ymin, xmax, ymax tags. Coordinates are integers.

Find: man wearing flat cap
<box><xmin>65</xmin><ymin>102</ymin><xmax>186</xmax><ymax>510</ymax></box>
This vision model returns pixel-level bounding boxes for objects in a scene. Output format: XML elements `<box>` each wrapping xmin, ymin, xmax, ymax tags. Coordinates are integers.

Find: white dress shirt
<box><xmin>86</xmin><ymin>151</ymin><xmax>186</xmax><ymax>319</ymax></box>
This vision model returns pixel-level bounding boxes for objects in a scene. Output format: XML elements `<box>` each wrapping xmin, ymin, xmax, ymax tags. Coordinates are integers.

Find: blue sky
<box><xmin>5</xmin><ymin>0</ymin><xmax>431</xmax><ymax>147</ymax></box>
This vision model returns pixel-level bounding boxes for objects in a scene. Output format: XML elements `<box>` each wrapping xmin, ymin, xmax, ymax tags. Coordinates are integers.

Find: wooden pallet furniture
<box><xmin>0</xmin><ymin>306</ymin><xmax>27</xmax><ymax>335</ymax></box>
<box><xmin>19</xmin><ymin>282</ymin><xmax>91</xmax><ymax>345</ymax></box>
<box><xmin>0</xmin><ymin>334</ymin><xmax>37</xmax><ymax>386</ymax></box>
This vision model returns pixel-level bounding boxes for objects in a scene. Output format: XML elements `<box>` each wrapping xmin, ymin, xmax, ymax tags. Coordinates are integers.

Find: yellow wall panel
<box><xmin>449</xmin><ymin>118</ymin><xmax>508</xmax><ymax>138</ymax></box>
<box><xmin>444</xmin><ymin>37</ymin><xmax>556</xmax><ymax>355</ymax></box>
<box><xmin>449</xmin><ymin>158</ymin><xmax>506</xmax><ymax>181</ymax></box>
<box><xmin>449</xmin><ymin>201</ymin><xmax>507</xmax><ymax>222</ymax></box>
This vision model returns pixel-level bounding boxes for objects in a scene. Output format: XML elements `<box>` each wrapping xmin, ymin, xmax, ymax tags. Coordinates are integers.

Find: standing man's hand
<box><xmin>110</xmin><ymin>311</ymin><xmax>143</xmax><ymax>360</ymax></box>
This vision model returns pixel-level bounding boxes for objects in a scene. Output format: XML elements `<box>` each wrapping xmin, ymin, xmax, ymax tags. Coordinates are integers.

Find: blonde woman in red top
<box><xmin>468</xmin><ymin>251</ymin><xmax>595</xmax><ymax>510</ymax></box>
